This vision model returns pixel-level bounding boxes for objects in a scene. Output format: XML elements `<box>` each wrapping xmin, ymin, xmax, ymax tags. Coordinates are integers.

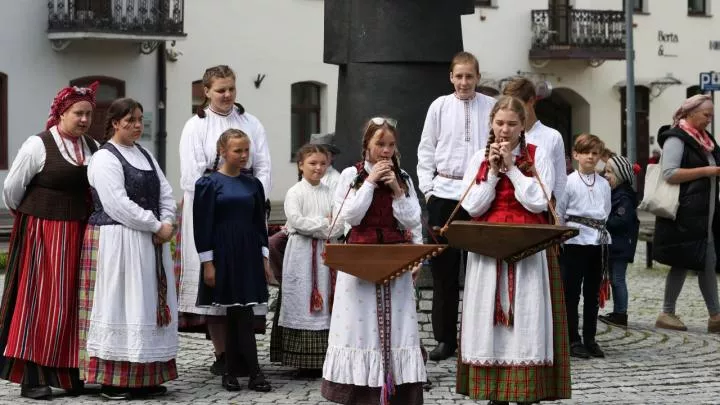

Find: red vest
<box><xmin>473</xmin><ymin>144</ymin><xmax>547</xmax><ymax>226</ymax></box>
<box><xmin>346</xmin><ymin>162</ymin><xmax>408</xmax><ymax>244</ymax></box>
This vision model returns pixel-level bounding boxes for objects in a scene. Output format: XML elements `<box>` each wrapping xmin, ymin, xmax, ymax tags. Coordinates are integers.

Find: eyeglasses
<box><xmin>370</xmin><ymin>117</ymin><xmax>398</xmax><ymax>128</ymax></box>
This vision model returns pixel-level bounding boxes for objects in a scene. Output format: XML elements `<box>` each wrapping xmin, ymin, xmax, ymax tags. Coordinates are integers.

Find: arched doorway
<box><xmin>535</xmin><ymin>87</ymin><xmax>591</xmax><ymax>157</ymax></box>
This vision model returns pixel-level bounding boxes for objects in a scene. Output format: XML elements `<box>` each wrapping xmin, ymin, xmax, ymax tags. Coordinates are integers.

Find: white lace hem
<box><xmin>86</xmin><ymin>322</ymin><xmax>179</xmax><ymax>363</ymax></box>
<box><xmin>322</xmin><ymin>345</ymin><xmax>426</xmax><ymax>387</ymax></box>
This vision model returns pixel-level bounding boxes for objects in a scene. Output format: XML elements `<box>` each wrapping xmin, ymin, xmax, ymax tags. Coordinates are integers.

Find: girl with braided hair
<box><xmin>321</xmin><ymin>117</ymin><xmax>426</xmax><ymax>405</ymax></box>
<box><xmin>193</xmin><ymin>129</ymin><xmax>272</xmax><ymax>392</ymax></box>
<box><xmin>177</xmin><ymin>65</ymin><xmax>272</xmax><ymax>375</ymax></box>
<box><xmin>78</xmin><ymin>98</ymin><xmax>178</xmax><ymax>400</ymax></box>
<box><xmin>457</xmin><ymin>96</ymin><xmax>570</xmax><ymax>405</ymax></box>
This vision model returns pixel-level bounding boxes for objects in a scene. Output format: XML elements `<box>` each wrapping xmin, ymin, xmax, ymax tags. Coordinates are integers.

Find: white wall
<box><xmin>0</xmin><ymin>2</ymin><xmax>157</xmax><ymax>198</ymax></box>
<box><xmin>463</xmin><ymin>0</ymin><xmax>720</xmax><ymax>156</ymax></box>
<box><xmin>3</xmin><ymin>1</ymin><xmax>720</xmax><ymax>204</ymax></box>
<box><xmin>165</xmin><ymin>0</ymin><xmax>337</xmax><ymax>200</ymax></box>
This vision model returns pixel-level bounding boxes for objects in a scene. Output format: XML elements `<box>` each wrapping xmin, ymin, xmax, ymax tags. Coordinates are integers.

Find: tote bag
<box><xmin>638</xmin><ymin>158</ymin><xmax>680</xmax><ymax>220</ymax></box>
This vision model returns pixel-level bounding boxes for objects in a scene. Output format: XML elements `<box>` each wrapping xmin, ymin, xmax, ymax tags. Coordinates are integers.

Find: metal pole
<box><xmin>156</xmin><ymin>41</ymin><xmax>167</xmax><ymax>173</ymax></box>
<box><xmin>625</xmin><ymin>1</ymin><xmax>636</xmax><ymax>165</ymax></box>
<box><xmin>712</xmin><ymin>90</ymin><xmax>716</xmax><ymax>136</ymax></box>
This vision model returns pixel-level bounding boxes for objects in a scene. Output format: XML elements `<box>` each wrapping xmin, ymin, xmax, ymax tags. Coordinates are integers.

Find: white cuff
<box><xmin>262</xmin><ymin>246</ymin><xmax>269</xmax><ymax>258</ymax></box>
<box><xmin>361</xmin><ymin>180</ymin><xmax>377</xmax><ymax>190</ymax></box>
<box><xmin>198</xmin><ymin>250</ymin><xmax>213</xmax><ymax>262</ymax></box>
<box><xmin>504</xmin><ymin>165</ymin><xmax>524</xmax><ymax>183</ymax></box>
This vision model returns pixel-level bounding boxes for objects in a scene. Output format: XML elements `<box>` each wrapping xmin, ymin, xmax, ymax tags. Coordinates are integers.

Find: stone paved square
<box><xmin>1</xmin><ymin>243</ymin><xmax>720</xmax><ymax>404</ymax></box>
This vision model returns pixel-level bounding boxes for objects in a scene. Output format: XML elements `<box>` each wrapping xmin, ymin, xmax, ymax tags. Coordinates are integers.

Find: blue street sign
<box><xmin>700</xmin><ymin>71</ymin><xmax>720</xmax><ymax>92</ymax></box>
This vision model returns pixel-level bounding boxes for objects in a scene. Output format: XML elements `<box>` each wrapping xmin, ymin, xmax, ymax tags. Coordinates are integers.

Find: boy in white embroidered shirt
<box><xmin>557</xmin><ymin>133</ymin><xmax>612</xmax><ymax>360</ymax></box>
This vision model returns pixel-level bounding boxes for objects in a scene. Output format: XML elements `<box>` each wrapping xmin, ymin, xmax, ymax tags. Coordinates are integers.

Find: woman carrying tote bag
<box><xmin>653</xmin><ymin>94</ymin><xmax>720</xmax><ymax>333</ymax></box>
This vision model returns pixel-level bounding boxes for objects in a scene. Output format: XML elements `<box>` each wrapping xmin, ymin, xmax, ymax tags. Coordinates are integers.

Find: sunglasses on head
<box><xmin>370</xmin><ymin>117</ymin><xmax>398</xmax><ymax>128</ymax></box>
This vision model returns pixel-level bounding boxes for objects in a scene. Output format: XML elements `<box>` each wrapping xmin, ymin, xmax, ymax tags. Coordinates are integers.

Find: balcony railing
<box><xmin>47</xmin><ymin>0</ymin><xmax>186</xmax><ymax>40</ymax></box>
<box><xmin>530</xmin><ymin>8</ymin><xmax>625</xmax><ymax>60</ymax></box>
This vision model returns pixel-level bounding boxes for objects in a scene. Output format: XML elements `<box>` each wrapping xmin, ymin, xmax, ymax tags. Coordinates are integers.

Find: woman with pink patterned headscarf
<box><xmin>653</xmin><ymin>94</ymin><xmax>720</xmax><ymax>334</ymax></box>
<box><xmin>0</xmin><ymin>83</ymin><xmax>100</xmax><ymax>399</ymax></box>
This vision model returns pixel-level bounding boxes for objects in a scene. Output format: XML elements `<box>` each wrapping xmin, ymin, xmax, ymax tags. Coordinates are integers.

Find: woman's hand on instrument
<box><xmin>499</xmin><ymin>141</ymin><xmax>514</xmax><ymax>170</ymax></box>
<box><xmin>202</xmin><ymin>262</ymin><xmax>216</xmax><ymax>288</ymax></box>
<box><xmin>367</xmin><ymin>160</ymin><xmax>392</xmax><ymax>184</ymax></box>
<box><xmin>488</xmin><ymin>142</ymin><xmax>502</xmax><ymax>174</ymax></box>
<box><xmin>411</xmin><ymin>262</ymin><xmax>422</xmax><ymax>281</ymax></box>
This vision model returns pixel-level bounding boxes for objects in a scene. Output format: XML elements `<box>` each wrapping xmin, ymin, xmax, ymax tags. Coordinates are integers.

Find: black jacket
<box><xmin>652</xmin><ymin>127</ymin><xmax>720</xmax><ymax>272</ymax></box>
<box><xmin>607</xmin><ymin>183</ymin><xmax>639</xmax><ymax>262</ymax></box>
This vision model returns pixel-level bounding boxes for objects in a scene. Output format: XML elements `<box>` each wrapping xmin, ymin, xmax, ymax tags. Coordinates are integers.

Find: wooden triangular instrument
<box><xmin>323</xmin><ymin>243</ymin><xmax>447</xmax><ymax>284</ymax></box>
<box><xmin>444</xmin><ymin>220</ymin><xmax>578</xmax><ymax>263</ymax></box>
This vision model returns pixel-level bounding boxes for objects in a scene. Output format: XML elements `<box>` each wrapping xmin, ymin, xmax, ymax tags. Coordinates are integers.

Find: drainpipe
<box><xmin>155</xmin><ymin>41</ymin><xmax>168</xmax><ymax>172</ymax></box>
<box><xmin>625</xmin><ymin>1</ymin><xmax>636</xmax><ymax>169</ymax></box>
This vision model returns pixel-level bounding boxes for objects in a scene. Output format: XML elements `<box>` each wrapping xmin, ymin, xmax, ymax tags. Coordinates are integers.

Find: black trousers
<box><xmin>561</xmin><ymin>244</ymin><xmax>603</xmax><ymax>344</ymax></box>
<box><xmin>225</xmin><ymin>306</ymin><xmax>260</xmax><ymax>377</ymax></box>
<box><xmin>426</xmin><ymin>196</ymin><xmax>469</xmax><ymax>346</ymax></box>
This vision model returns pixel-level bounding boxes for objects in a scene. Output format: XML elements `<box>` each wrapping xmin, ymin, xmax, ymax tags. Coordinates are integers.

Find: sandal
<box><xmin>248</xmin><ymin>373</ymin><xmax>272</xmax><ymax>392</ymax></box>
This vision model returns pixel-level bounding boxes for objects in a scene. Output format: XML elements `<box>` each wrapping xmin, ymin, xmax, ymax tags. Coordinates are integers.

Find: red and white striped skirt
<box><xmin>0</xmin><ymin>213</ymin><xmax>84</xmax><ymax>387</ymax></box>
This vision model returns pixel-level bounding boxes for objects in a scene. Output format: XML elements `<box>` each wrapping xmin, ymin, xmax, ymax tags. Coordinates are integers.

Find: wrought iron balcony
<box><xmin>47</xmin><ymin>0</ymin><xmax>186</xmax><ymax>50</ymax></box>
<box><xmin>530</xmin><ymin>8</ymin><xmax>626</xmax><ymax>61</ymax></box>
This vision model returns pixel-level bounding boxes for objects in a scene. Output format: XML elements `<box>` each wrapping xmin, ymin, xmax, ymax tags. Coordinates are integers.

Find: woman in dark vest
<box><xmin>0</xmin><ymin>83</ymin><xmax>100</xmax><ymax>399</ymax></box>
<box><xmin>653</xmin><ymin>94</ymin><xmax>720</xmax><ymax>333</ymax></box>
<box><xmin>78</xmin><ymin>98</ymin><xmax>178</xmax><ymax>400</ymax></box>
<box><xmin>321</xmin><ymin>117</ymin><xmax>426</xmax><ymax>405</ymax></box>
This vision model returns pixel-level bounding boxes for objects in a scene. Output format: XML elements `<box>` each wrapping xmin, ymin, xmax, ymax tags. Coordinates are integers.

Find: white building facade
<box><xmin>2</xmin><ymin>1</ymin><xmax>720</xmax><ymax>202</ymax></box>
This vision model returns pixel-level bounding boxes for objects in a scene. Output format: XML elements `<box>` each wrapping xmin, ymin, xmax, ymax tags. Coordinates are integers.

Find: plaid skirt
<box><xmin>78</xmin><ymin>225</ymin><xmax>177</xmax><ymax>387</ymax></box>
<box><xmin>456</xmin><ymin>248</ymin><xmax>572</xmax><ymax>402</ymax></box>
<box><xmin>0</xmin><ymin>213</ymin><xmax>84</xmax><ymax>389</ymax></box>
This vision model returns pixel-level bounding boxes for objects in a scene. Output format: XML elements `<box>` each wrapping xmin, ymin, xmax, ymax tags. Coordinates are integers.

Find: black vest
<box><xmin>653</xmin><ymin>127</ymin><xmax>720</xmax><ymax>272</ymax></box>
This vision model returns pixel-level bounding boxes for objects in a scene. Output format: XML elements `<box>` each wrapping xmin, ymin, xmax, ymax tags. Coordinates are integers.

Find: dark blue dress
<box><xmin>193</xmin><ymin>172</ymin><xmax>269</xmax><ymax>307</ymax></box>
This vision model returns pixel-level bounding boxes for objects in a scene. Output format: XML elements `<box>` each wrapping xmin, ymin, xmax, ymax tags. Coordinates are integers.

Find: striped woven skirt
<box><xmin>456</xmin><ymin>247</ymin><xmax>572</xmax><ymax>402</ymax></box>
<box><xmin>78</xmin><ymin>225</ymin><xmax>177</xmax><ymax>387</ymax></box>
<box><xmin>0</xmin><ymin>213</ymin><xmax>84</xmax><ymax>389</ymax></box>
<box><xmin>269</xmin><ymin>290</ymin><xmax>329</xmax><ymax>369</ymax></box>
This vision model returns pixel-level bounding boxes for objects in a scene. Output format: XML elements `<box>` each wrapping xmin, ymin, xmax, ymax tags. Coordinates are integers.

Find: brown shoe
<box><xmin>708</xmin><ymin>318</ymin><xmax>720</xmax><ymax>333</ymax></box>
<box><xmin>655</xmin><ymin>313</ymin><xmax>688</xmax><ymax>331</ymax></box>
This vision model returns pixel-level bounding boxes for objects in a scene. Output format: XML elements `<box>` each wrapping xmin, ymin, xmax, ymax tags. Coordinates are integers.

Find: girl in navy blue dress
<box><xmin>193</xmin><ymin>128</ymin><xmax>272</xmax><ymax>392</ymax></box>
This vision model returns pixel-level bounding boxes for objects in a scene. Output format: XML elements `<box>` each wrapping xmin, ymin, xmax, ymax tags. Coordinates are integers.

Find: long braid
<box><xmin>390</xmin><ymin>154</ymin><xmax>409</xmax><ymax>194</ymax></box>
<box><xmin>485</xmin><ymin>129</ymin><xmax>496</xmax><ymax>162</ymax></box>
<box><xmin>517</xmin><ymin>131</ymin><xmax>534</xmax><ymax>173</ymax></box>
<box><xmin>212</xmin><ymin>153</ymin><xmax>220</xmax><ymax>172</ymax></box>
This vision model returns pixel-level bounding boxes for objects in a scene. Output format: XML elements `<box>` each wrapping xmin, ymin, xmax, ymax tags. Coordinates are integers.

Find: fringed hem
<box><xmin>322</xmin><ymin>345</ymin><xmax>426</xmax><ymax>387</ymax></box>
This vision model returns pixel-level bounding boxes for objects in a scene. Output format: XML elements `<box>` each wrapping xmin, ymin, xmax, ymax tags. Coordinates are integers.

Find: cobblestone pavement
<box><xmin>2</xmin><ymin>243</ymin><xmax>720</xmax><ymax>404</ymax></box>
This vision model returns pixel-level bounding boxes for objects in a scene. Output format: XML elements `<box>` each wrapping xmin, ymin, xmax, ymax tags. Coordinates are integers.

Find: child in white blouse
<box><xmin>557</xmin><ymin>134</ymin><xmax>612</xmax><ymax>360</ymax></box>
<box><xmin>273</xmin><ymin>144</ymin><xmax>343</xmax><ymax>376</ymax></box>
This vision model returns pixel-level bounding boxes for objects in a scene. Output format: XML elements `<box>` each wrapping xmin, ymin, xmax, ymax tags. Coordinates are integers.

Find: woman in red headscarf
<box><xmin>0</xmin><ymin>83</ymin><xmax>100</xmax><ymax>399</ymax></box>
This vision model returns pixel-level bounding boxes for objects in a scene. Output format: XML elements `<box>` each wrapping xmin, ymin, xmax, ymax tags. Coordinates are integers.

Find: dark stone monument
<box><xmin>324</xmin><ymin>0</ymin><xmax>475</xmax><ymax>179</ymax></box>
<box><xmin>324</xmin><ymin>1</ymin><xmax>475</xmax><ymax>288</ymax></box>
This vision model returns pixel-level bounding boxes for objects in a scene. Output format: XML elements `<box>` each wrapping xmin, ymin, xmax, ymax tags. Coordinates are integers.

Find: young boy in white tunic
<box><xmin>275</xmin><ymin>144</ymin><xmax>343</xmax><ymax>376</ymax></box>
<box><xmin>557</xmin><ymin>133</ymin><xmax>612</xmax><ymax>359</ymax></box>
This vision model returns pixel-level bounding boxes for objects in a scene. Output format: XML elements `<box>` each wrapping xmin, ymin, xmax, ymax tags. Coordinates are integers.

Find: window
<box><xmin>688</xmin><ymin>0</ymin><xmax>707</xmax><ymax>15</ymax></box>
<box><xmin>0</xmin><ymin>73</ymin><xmax>7</xmax><ymax>169</ymax></box>
<box><xmin>291</xmin><ymin>82</ymin><xmax>322</xmax><ymax>160</ymax></box>
<box><xmin>623</xmin><ymin>0</ymin><xmax>646</xmax><ymax>13</ymax></box>
<box><xmin>74</xmin><ymin>0</ymin><xmax>111</xmax><ymax>20</ymax></box>
<box><xmin>70</xmin><ymin>76</ymin><xmax>125</xmax><ymax>144</ymax></box>
<box><xmin>191</xmin><ymin>80</ymin><xmax>204</xmax><ymax>115</ymax></box>
<box><xmin>475</xmin><ymin>0</ymin><xmax>493</xmax><ymax>6</ymax></box>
